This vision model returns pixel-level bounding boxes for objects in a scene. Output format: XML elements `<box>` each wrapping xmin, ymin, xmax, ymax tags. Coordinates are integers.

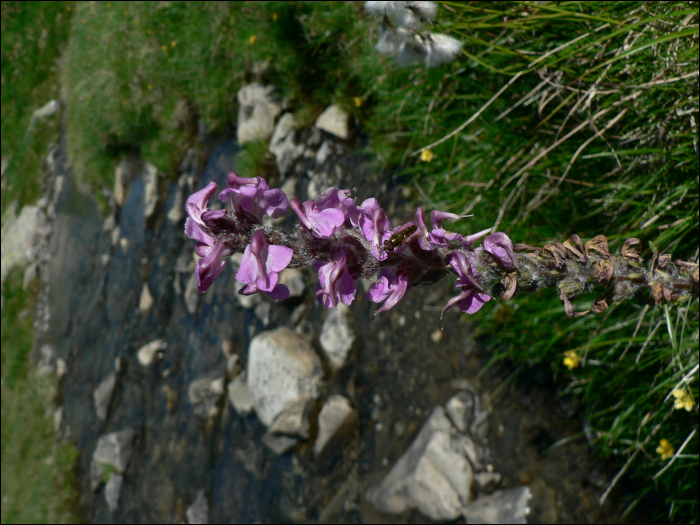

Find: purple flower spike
<box><xmin>196</xmin><ymin>239</ymin><xmax>233</xmax><ymax>293</ymax></box>
<box><xmin>366</xmin><ymin>269</ymin><xmax>410</xmax><ymax>316</ymax></box>
<box><xmin>219</xmin><ymin>172</ymin><xmax>288</xmax><ymax>222</ymax></box>
<box><xmin>236</xmin><ymin>230</ymin><xmax>294</xmax><ymax>300</ymax></box>
<box><xmin>290</xmin><ymin>198</ymin><xmax>346</xmax><ymax>239</ymax></box>
<box><xmin>413</xmin><ymin>207</ymin><xmax>434</xmax><ymax>251</ymax></box>
<box><xmin>483</xmin><ymin>232</ymin><xmax>517</xmax><ymax>269</ymax></box>
<box><xmin>314</xmin><ymin>249</ymin><xmax>357</xmax><ymax>309</ymax></box>
<box><xmin>186</xmin><ymin>181</ymin><xmax>218</xmax><ymax>225</ymax></box>
<box><xmin>441</xmin><ymin>288</ymin><xmax>491</xmax><ymax>319</ymax></box>
<box><xmin>358</xmin><ymin>198</ymin><xmax>392</xmax><ymax>260</ymax></box>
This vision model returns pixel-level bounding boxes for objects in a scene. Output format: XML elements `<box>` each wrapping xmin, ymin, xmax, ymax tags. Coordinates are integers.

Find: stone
<box><xmin>474</xmin><ymin>471</ymin><xmax>502</xmax><ymax>493</ymax></box>
<box><xmin>188</xmin><ymin>374</ymin><xmax>226</xmax><ymax>419</ymax></box>
<box><xmin>366</xmin><ymin>406</ymin><xmax>475</xmax><ymax>521</ymax></box>
<box><xmin>94</xmin><ymin>371</ymin><xmax>117</xmax><ymax>421</ymax></box>
<box><xmin>119</xmin><ymin>237</ymin><xmax>129</xmax><ymax>253</ymax></box>
<box><xmin>22</xmin><ymin>261</ymin><xmax>38</xmax><ymax>289</ymax></box>
<box><xmin>247</xmin><ymin>327</ymin><xmax>323</xmax><ymax>426</ymax></box>
<box><xmin>105</xmin><ymin>473</ymin><xmax>123</xmax><ymax>512</ymax></box>
<box><xmin>314</xmin><ymin>395</ymin><xmax>357</xmax><ymax>463</ymax></box>
<box><xmin>28</xmin><ymin>99</ymin><xmax>60</xmax><ymax>131</ymax></box>
<box><xmin>184</xmin><ymin>274</ymin><xmax>199</xmax><ymax>314</ymax></box>
<box><xmin>236</xmin><ymin>83</ymin><xmax>282</xmax><ymax>145</ymax></box>
<box><xmin>167</xmin><ymin>188</ymin><xmax>185</xmax><ymax>223</ymax></box>
<box><xmin>269</xmin><ymin>113</ymin><xmax>304</xmax><ymax>176</ymax></box>
<box><xmin>139</xmin><ymin>283</ymin><xmax>154</xmax><ymax>314</ymax></box>
<box><xmin>111</xmin><ymin>226</ymin><xmax>121</xmax><ymax>247</ymax></box>
<box><xmin>36</xmin><ymin>343</ymin><xmax>56</xmax><ymax>376</ymax></box>
<box><xmin>186</xmin><ymin>489</ymin><xmax>209</xmax><ymax>524</ymax></box>
<box><xmin>319</xmin><ymin>304</ymin><xmax>355</xmax><ymax>371</ymax></box>
<box><xmin>268</xmin><ymin>395</ymin><xmax>314</xmax><ymax>439</ymax></box>
<box><xmin>446</xmin><ymin>388</ymin><xmax>489</xmax><ymax>440</ymax></box>
<box><xmin>315</xmin><ymin>105</ymin><xmax>349</xmax><ymax>139</ymax></box>
<box><xmin>278</xmin><ymin>268</ymin><xmax>305</xmax><ymax>298</ymax></box>
<box><xmin>1</xmin><ymin>204</ymin><xmax>42</xmax><ymax>286</ymax></box>
<box><xmin>114</xmin><ymin>165</ymin><xmax>126</xmax><ymax>206</ymax></box>
<box><xmin>91</xmin><ymin>428</ymin><xmax>136</xmax><ymax>490</ymax></box>
<box><xmin>461</xmin><ymin>486</ymin><xmax>532</xmax><ymax>524</ymax></box>
<box><xmin>143</xmin><ymin>162</ymin><xmax>159</xmax><ymax>219</ymax></box>
<box><xmin>261</xmin><ymin>433</ymin><xmax>298</xmax><ymax>455</ymax></box>
<box><xmin>228</xmin><ymin>372</ymin><xmax>255</xmax><ymax>416</ymax></box>
<box><xmin>232</xmin><ymin>278</ymin><xmax>262</xmax><ymax>309</ymax></box>
<box><xmin>137</xmin><ymin>338</ymin><xmax>165</xmax><ymax>367</ymax></box>
<box><xmin>279</xmin><ymin>177</ymin><xmax>298</xmax><ymax>201</ymax></box>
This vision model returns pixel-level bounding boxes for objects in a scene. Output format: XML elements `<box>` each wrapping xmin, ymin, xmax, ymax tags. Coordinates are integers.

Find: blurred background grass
<box><xmin>2</xmin><ymin>1</ymin><xmax>697</xmax><ymax>522</ymax></box>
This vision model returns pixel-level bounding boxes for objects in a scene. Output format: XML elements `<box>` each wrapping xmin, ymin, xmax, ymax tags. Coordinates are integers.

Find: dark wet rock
<box><xmin>136</xmin><ymin>338</ymin><xmax>165</xmax><ymax>367</ymax></box>
<box><xmin>247</xmin><ymin>327</ymin><xmax>323</xmax><ymax>427</ymax></box>
<box><xmin>227</xmin><ymin>372</ymin><xmax>255</xmax><ymax>416</ymax></box>
<box><xmin>186</xmin><ymin>489</ymin><xmax>209</xmax><ymax>524</ymax></box>
<box><xmin>237</xmin><ymin>83</ymin><xmax>282</xmax><ymax>145</ymax></box>
<box><xmin>319</xmin><ymin>303</ymin><xmax>355</xmax><ymax>371</ymax></box>
<box><xmin>315</xmin><ymin>395</ymin><xmax>357</xmax><ymax>465</ymax></box>
<box><xmin>93</xmin><ymin>371</ymin><xmax>117</xmax><ymax>421</ymax></box>
<box><xmin>91</xmin><ymin>428</ymin><xmax>136</xmax><ymax>490</ymax></box>
<box><xmin>366</xmin><ymin>406</ymin><xmax>474</xmax><ymax>521</ymax></box>
<box><xmin>188</xmin><ymin>374</ymin><xmax>226</xmax><ymax>419</ymax></box>
<box><xmin>461</xmin><ymin>486</ymin><xmax>532</xmax><ymax>524</ymax></box>
<box><xmin>104</xmin><ymin>473</ymin><xmax>123</xmax><ymax>513</ymax></box>
<box><xmin>315</xmin><ymin>105</ymin><xmax>349</xmax><ymax>140</ymax></box>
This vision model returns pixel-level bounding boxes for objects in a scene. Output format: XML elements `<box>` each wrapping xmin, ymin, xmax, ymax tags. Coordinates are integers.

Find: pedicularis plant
<box><xmin>185</xmin><ymin>174</ymin><xmax>699</xmax><ymax>320</ymax></box>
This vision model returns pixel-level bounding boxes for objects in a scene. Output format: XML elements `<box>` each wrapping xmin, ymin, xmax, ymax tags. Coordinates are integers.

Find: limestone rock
<box><xmin>261</xmin><ymin>433</ymin><xmax>298</xmax><ymax>456</ymax></box>
<box><xmin>143</xmin><ymin>162</ymin><xmax>159</xmax><ymax>219</ymax></box>
<box><xmin>91</xmin><ymin>428</ymin><xmax>136</xmax><ymax>489</ymax></box>
<box><xmin>278</xmin><ymin>268</ymin><xmax>305</xmax><ymax>298</ymax></box>
<box><xmin>94</xmin><ymin>371</ymin><xmax>117</xmax><ymax>421</ymax></box>
<box><xmin>228</xmin><ymin>372</ymin><xmax>255</xmax><ymax>416</ymax></box>
<box><xmin>184</xmin><ymin>274</ymin><xmax>199</xmax><ymax>314</ymax></box>
<box><xmin>139</xmin><ymin>283</ymin><xmax>154</xmax><ymax>314</ymax></box>
<box><xmin>1</xmin><ymin>204</ymin><xmax>42</xmax><ymax>285</ymax></box>
<box><xmin>315</xmin><ymin>105</ymin><xmax>349</xmax><ymax>139</ymax></box>
<box><xmin>137</xmin><ymin>338</ymin><xmax>165</xmax><ymax>367</ymax></box>
<box><xmin>474</xmin><ymin>471</ymin><xmax>502</xmax><ymax>494</ymax></box>
<box><xmin>314</xmin><ymin>395</ymin><xmax>357</xmax><ymax>463</ymax></box>
<box><xmin>446</xmin><ymin>387</ymin><xmax>489</xmax><ymax>440</ymax></box>
<box><xmin>366</xmin><ymin>406</ymin><xmax>475</xmax><ymax>521</ymax></box>
<box><xmin>36</xmin><ymin>343</ymin><xmax>56</xmax><ymax>376</ymax></box>
<box><xmin>319</xmin><ymin>304</ymin><xmax>355</xmax><ymax>371</ymax></box>
<box><xmin>461</xmin><ymin>486</ymin><xmax>532</xmax><ymax>524</ymax></box>
<box><xmin>268</xmin><ymin>395</ymin><xmax>314</xmax><ymax>439</ymax></box>
<box><xmin>186</xmin><ymin>489</ymin><xmax>209</xmax><ymax>524</ymax></box>
<box><xmin>247</xmin><ymin>327</ymin><xmax>323</xmax><ymax>426</ymax></box>
<box><xmin>269</xmin><ymin>113</ymin><xmax>304</xmax><ymax>176</ymax></box>
<box><xmin>105</xmin><ymin>473</ymin><xmax>123</xmax><ymax>512</ymax></box>
<box><xmin>188</xmin><ymin>374</ymin><xmax>226</xmax><ymax>419</ymax></box>
<box><xmin>237</xmin><ymin>83</ymin><xmax>282</xmax><ymax>145</ymax></box>
<box><xmin>28</xmin><ymin>99</ymin><xmax>60</xmax><ymax>131</ymax></box>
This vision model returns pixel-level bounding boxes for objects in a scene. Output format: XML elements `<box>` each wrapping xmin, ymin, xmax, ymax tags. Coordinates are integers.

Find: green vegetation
<box><xmin>2</xmin><ymin>1</ymin><xmax>697</xmax><ymax>522</ymax></box>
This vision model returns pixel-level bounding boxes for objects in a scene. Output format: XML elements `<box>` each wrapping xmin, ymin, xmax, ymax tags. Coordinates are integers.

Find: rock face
<box><xmin>104</xmin><ymin>473</ymin><xmax>123</xmax><ymax>512</ymax></box>
<box><xmin>461</xmin><ymin>486</ymin><xmax>532</xmax><ymax>524</ymax></box>
<box><xmin>314</xmin><ymin>395</ymin><xmax>357</xmax><ymax>464</ymax></box>
<box><xmin>319</xmin><ymin>304</ymin><xmax>355</xmax><ymax>371</ymax></box>
<box><xmin>186</xmin><ymin>489</ymin><xmax>209</xmax><ymax>524</ymax></box>
<box><xmin>315</xmin><ymin>105</ymin><xmax>349</xmax><ymax>139</ymax></box>
<box><xmin>228</xmin><ymin>372</ymin><xmax>255</xmax><ymax>416</ymax></box>
<box><xmin>247</xmin><ymin>327</ymin><xmax>323</xmax><ymax>427</ymax></box>
<box><xmin>366</xmin><ymin>406</ymin><xmax>475</xmax><ymax>521</ymax></box>
<box><xmin>188</xmin><ymin>374</ymin><xmax>226</xmax><ymax>419</ymax></box>
<box><xmin>237</xmin><ymin>83</ymin><xmax>282</xmax><ymax>145</ymax></box>
<box><xmin>1</xmin><ymin>203</ymin><xmax>44</xmax><ymax>285</ymax></box>
<box><xmin>91</xmin><ymin>428</ymin><xmax>136</xmax><ymax>490</ymax></box>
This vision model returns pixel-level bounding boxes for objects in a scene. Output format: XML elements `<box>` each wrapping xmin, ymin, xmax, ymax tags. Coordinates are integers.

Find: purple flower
<box><xmin>412</xmin><ymin>207</ymin><xmax>467</xmax><ymax>250</ymax></box>
<box><xmin>357</xmin><ymin>198</ymin><xmax>392</xmax><ymax>261</ymax></box>
<box><xmin>313</xmin><ymin>249</ymin><xmax>357</xmax><ymax>308</ymax></box>
<box><xmin>290</xmin><ymin>194</ymin><xmax>346</xmax><ymax>239</ymax></box>
<box><xmin>461</xmin><ymin>229</ymin><xmax>491</xmax><ymax>249</ymax></box>
<box><xmin>235</xmin><ymin>230</ymin><xmax>294</xmax><ymax>300</ymax></box>
<box><xmin>483</xmin><ymin>232</ymin><xmax>516</xmax><ymax>270</ymax></box>
<box><xmin>365</xmin><ymin>269</ymin><xmax>410</xmax><ymax>316</ymax></box>
<box><xmin>195</xmin><ymin>238</ymin><xmax>234</xmax><ymax>294</ymax></box>
<box><xmin>219</xmin><ymin>172</ymin><xmax>288</xmax><ymax>223</ymax></box>
<box><xmin>441</xmin><ymin>252</ymin><xmax>491</xmax><ymax>319</ymax></box>
<box><xmin>186</xmin><ymin>181</ymin><xmax>218</xmax><ymax>226</ymax></box>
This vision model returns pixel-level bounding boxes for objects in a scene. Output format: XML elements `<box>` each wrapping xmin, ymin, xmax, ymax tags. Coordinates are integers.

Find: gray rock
<box><xmin>104</xmin><ymin>473</ymin><xmax>123</xmax><ymax>512</ymax></box>
<box><xmin>94</xmin><ymin>371</ymin><xmax>117</xmax><ymax>421</ymax></box>
<box><xmin>254</xmin><ymin>302</ymin><xmax>270</xmax><ymax>326</ymax></box>
<box><xmin>36</xmin><ymin>343</ymin><xmax>56</xmax><ymax>376</ymax></box>
<box><xmin>269</xmin><ymin>113</ymin><xmax>304</xmax><ymax>176</ymax></box>
<box><xmin>261</xmin><ymin>433</ymin><xmax>298</xmax><ymax>455</ymax></box>
<box><xmin>188</xmin><ymin>375</ymin><xmax>226</xmax><ymax>419</ymax></box>
<box><xmin>166</xmin><ymin>188</ymin><xmax>185</xmax><ymax>223</ymax></box>
<box><xmin>237</xmin><ymin>83</ymin><xmax>282</xmax><ymax>145</ymax></box>
<box><xmin>268</xmin><ymin>395</ymin><xmax>314</xmax><ymax>439</ymax></box>
<box><xmin>227</xmin><ymin>372</ymin><xmax>255</xmax><ymax>416</ymax></box>
<box><xmin>232</xmin><ymin>278</ymin><xmax>262</xmax><ymax>310</ymax></box>
<box><xmin>314</xmin><ymin>395</ymin><xmax>357</xmax><ymax>462</ymax></box>
<box><xmin>319</xmin><ymin>304</ymin><xmax>355</xmax><ymax>371</ymax></box>
<box><xmin>446</xmin><ymin>388</ymin><xmax>489</xmax><ymax>440</ymax></box>
<box><xmin>461</xmin><ymin>486</ymin><xmax>532</xmax><ymax>524</ymax></box>
<box><xmin>278</xmin><ymin>268</ymin><xmax>305</xmax><ymax>298</ymax></box>
<box><xmin>143</xmin><ymin>162</ymin><xmax>158</xmax><ymax>219</ymax></box>
<box><xmin>184</xmin><ymin>274</ymin><xmax>199</xmax><ymax>314</ymax></box>
<box><xmin>111</xmin><ymin>226</ymin><xmax>121</xmax><ymax>247</ymax></box>
<box><xmin>91</xmin><ymin>428</ymin><xmax>136</xmax><ymax>489</ymax></box>
<box><xmin>139</xmin><ymin>283</ymin><xmax>154</xmax><ymax>314</ymax></box>
<box><xmin>1</xmin><ymin>204</ymin><xmax>42</xmax><ymax>286</ymax></box>
<box><xmin>137</xmin><ymin>338</ymin><xmax>165</xmax><ymax>367</ymax></box>
<box><xmin>279</xmin><ymin>176</ymin><xmax>298</xmax><ymax>201</ymax></box>
<box><xmin>247</xmin><ymin>327</ymin><xmax>323</xmax><ymax>426</ymax></box>
<box><xmin>315</xmin><ymin>105</ymin><xmax>349</xmax><ymax>139</ymax></box>
<box><xmin>474</xmin><ymin>471</ymin><xmax>502</xmax><ymax>493</ymax></box>
<box><xmin>28</xmin><ymin>99</ymin><xmax>60</xmax><ymax>131</ymax></box>
<box><xmin>186</xmin><ymin>489</ymin><xmax>209</xmax><ymax>524</ymax></box>
<box><xmin>366</xmin><ymin>406</ymin><xmax>474</xmax><ymax>521</ymax></box>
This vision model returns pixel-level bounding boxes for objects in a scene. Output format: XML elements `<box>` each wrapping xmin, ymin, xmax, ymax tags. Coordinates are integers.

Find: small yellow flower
<box><xmin>116</xmin><ymin>130</ymin><xmax>122</xmax><ymax>137</ymax></box>
<box><xmin>672</xmin><ymin>388</ymin><xmax>694</xmax><ymax>411</ymax></box>
<box><xmin>90</xmin><ymin>5</ymin><xmax>94</xmax><ymax>10</ymax></box>
<box><xmin>249</xmin><ymin>35</ymin><xmax>256</xmax><ymax>45</ymax></box>
<box><xmin>420</xmin><ymin>149</ymin><xmax>434</xmax><ymax>162</ymax></box>
<box><xmin>135</xmin><ymin>19</ymin><xmax>140</xmax><ymax>25</ymax></box>
<box><xmin>563</xmin><ymin>350</ymin><xmax>580</xmax><ymax>370</ymax></box>
<box><xmin>354</xmin><ymin>97</ymin><xmax>363</xmax><ymax>108</ymax></box>
<box><xmin>87</xmin><ymin>95</ymin><xmax>93</xmax><ymax>100</ymax></box>
<box><xmin>148</xmin><ymin>84</ymin><xmax>153</xmax><ymax>91</ymax></box>
<box><xmin>171</xmin><ymin>40</ymin><xmax>177</xmax><ymax>47</ymax></box>
<box><xmin>107</xmin><ymin>3</ymin><xmax>111</xmax><ymax>7</ymax></box>
<box><xmin>656</xmin><ymin>438</ymin><xmax>674</xmax><ymax>461</ymax></box>
<box><xmin>88</xmin><ymin>34</ymin><xmax>92</xmax><ymax>39</ymax></box>
<box><xmin>122</xmin><ymin>100</ymin><xmax>128</xmax><ymax>106</ymax></box>
<box><xmin>272</xmin><ymin>13</ymin><xmax>278</xmax><ymax>21</ymax></box>
<box><xmin>162</xmin><ymin>45</ymin><xmax>168</xmax><ymax>52</ymax></box>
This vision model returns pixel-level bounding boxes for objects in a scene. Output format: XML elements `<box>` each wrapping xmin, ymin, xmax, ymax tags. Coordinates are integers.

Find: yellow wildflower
<box><xmin>171</xmin><ymin>40</ymin><xmax>177</xmax><ymax>47</ymax></box>
<box><xmin>122</xmin><ymin>100</ymin><xmax>128</xmax><ymax>106</ymax></box>
<box><xmin>135</xmin><ymin>19</ymin><xmax>140</xmax><ymax>25</ymax></box>
<box><xmin>249</xmin><ymin>35</ymin><xmax>256</xmax><ymax>45</ymax></box>
<box><xmin>672</xmin><ymin>388</ymin><xmax>694</xmax><ymax>411</ymax></box>
<box><xmin>354</xmin><ymin>97</ymin><xmax>362</xmax><ymax>108</ymax></box>
<box><xmin>563</xmin><ymin>350</ymin><xmax>580</xmax><ymax>370</ymax></box>
<box><xmin>420</xmin><ymin>149</ymin><xmax>434</xmax><ymax>162</ymax></box>
<box><xmin>162</xmin><ymin>45</ymin><xmax>167</xmax><ymax>52</ymax></box>
<box><xmin>656</xmin><ymin>438</ymin><xmax>674</xmax><ymax>461</ymax></box>
<box><xmin>272</xmin><ymin>13</ymin><xmax>278</xmax><ymax>21</ymax></box>
<box><xmin>148</xmin><ymin>84</ymin><xmax>153</xmax><ymax>91</ymax></box>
